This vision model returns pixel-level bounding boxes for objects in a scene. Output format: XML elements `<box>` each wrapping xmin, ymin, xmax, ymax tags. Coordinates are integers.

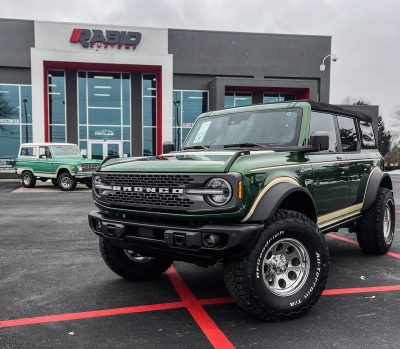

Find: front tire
<box><xmin>99</xmin><ymin>238</ymin><xmax>172</xmax><ymax>281</ymax></box>
<box><xmin>21</xmin><ymin>171</ymin><xmax>36</xmax><ymax>188</ymax></box>
<box><xmin>356</xmin><ymin>187</ymin><xmax>395</xmax><ymax>254</ymax></box>
<box><xmin>223</xmin><ymin>210</ymin><xmax>329</xmax><ymax>321</ymax></box>
<box><xmin>57</xmin><ymin>172</ymin><xmax>77</xmax><ymax>191</ymax></box>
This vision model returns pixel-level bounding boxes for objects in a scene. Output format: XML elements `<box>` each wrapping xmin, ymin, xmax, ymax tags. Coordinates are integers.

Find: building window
<box><xmin>48</xmin><ymin>71</ymin><xmax>66</xmax><ymax>142</ymax></box>
<box><xmin>173</xmin><ymin>90</ymin><xmax>208</xmax><ymax>150</ymax></box>
<box><xmin>263</xmin><ymin>93</ymin><xmax>296</xmax><ymax>103</ymax></box>
<box><xmin>0</xmin><ymin>84</ymin><xmax>33</xmax><ymax>171</ymax></box>
<box><xmin>143</xmin><ymin>74</ymin><xmax>157</xmax><ymax>156</ymax></box>
<box><xmin>78</xmin><ymin>72</ymin><xmax>131</xmax><ymax>159</ymax></box>
<box><xmin>224</xmin><ymin>92</ymin><xmax>253</xmax><ymax>108</ymax></box>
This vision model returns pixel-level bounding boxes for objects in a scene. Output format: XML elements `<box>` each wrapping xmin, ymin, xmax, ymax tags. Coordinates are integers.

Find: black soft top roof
<box><xmin>304</xmin><ymin>100</ymin><xmax>372</xmax><ymax>122</ymax></box>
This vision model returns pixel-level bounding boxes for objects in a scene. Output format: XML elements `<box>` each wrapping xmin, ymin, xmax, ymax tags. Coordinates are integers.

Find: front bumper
<box><xmin>88</xmin><ymin>210</ymin><xmax>263</xmax><ymax>262</ymax></box>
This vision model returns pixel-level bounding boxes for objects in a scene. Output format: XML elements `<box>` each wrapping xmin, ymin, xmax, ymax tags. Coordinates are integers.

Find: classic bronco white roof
<box><xmin>20</xmin><ymin>143</ymin><xmax>78</xmax><ymax>147</ymax></box>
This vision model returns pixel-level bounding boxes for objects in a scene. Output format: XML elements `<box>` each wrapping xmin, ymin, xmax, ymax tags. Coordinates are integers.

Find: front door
<box><xmin>88</xmin><ymin>141</ymin><xmax>123</xmax><ymax>160</ymax></box>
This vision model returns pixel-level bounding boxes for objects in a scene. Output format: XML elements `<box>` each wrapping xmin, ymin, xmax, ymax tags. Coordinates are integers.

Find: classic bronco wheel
<box><xmin>223</xmin><ymin>209</ymin><xmax>329</xmax><ymax>321</ymax></box>
<box><xmin>356</xmin><ymin>187</ymin><xmax>395</xmax><ymax>254</ymax></box>
<box><xmin>99</xmin><ymin>238</ymin><xmax>172</xmax><ymax>281</ymax></box>
<box><xmin>21</xmin><ymin>171</ymin><xmax>36</xmax><ymax>188</ymax></box>
<box><xmin>57</xmin><ymin>172</ymin><xmax>77</xmax><ymax>191</ymax></box>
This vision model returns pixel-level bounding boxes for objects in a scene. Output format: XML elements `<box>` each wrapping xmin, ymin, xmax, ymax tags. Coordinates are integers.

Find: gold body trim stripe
<box><xmin>317</xmin><ymin>204</ymin><xmax>362</xmax><ymax>228</ymax></box>
<box><xmin>241</xmin><ymin>177</ymin><xmax>300</xmax><ymax>222</ymax></box>
<box><xmin>243</xmin><ymin>165</ymin><xmax>383</xmax><ymax>227</ymax></box>
<box><xmin>251</xmin><ymin>157</ymin><xmax>381</xmax><ymax>172</ymax></box>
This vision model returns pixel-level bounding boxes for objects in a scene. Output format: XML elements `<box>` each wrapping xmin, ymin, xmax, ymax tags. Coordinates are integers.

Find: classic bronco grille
<box><xmin>104</xmin><ymin>173</ymin><xmax>194</xmax><ymax>187</ymax></box>
<box><xmin>81</xmin><ymin>163</ymin><xmax>98</xmax><ymax>172</ymax></box>
<box><xmin>107</xmin><ymin>191</ymin><xmax>194</xmax><ymax>208</ymax></box>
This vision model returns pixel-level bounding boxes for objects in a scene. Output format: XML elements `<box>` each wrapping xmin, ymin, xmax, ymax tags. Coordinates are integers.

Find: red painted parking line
<box><xmin>323</xmin><ymin>284</ymin><xmax>400</xmax><ymax>296</ymax></box>
<box><xmin>0</xmin><ymin>301</ymin><xmax>184</xmax><ymax>329</ymax></box>
<box><xmin>327</xmin><ymin>232</ymin><xmax>400</xmax><ymax>259</ymax></box>
<box><xmin>166</xmin><ymin>266</ymin><xmax>235</xmax><ymax>349</ymax></box>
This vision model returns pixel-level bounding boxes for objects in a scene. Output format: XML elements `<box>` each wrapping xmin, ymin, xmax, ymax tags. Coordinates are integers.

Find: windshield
<box><xmin>184</xmin><ymin>108</ymin><xmax>302</xmax><ymax>149</ymax></box>
<box><xmin>51</xmin><ymin>145</ymin><xmax>81</xmax><ymax>156</ymax></box>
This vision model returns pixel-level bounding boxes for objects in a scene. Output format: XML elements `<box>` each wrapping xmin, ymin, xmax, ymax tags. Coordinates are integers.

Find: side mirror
<box><xmin>309</xmin><ymin>131</ymin><xmax>329</xmax><ymax>151</ymax></box>
<box><xmin>163</xmin><ymin>141</ymin><xmax>175</xmax><ymax>154</ymax></box>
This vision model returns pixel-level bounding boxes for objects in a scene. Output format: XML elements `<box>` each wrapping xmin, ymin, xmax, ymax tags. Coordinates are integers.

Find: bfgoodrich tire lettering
<box><xmin>223</xmin><ymin>209</ymin><xmax>329</xmax><ymax>321</ymax></box>
<box><xmin>99</xmin><ymin>238</ymin><xmax>172</xmax><ymax>281</ymax></box>
<box><xmin>356</xmin><ymin>187</ymin><xmax>395</xmax><ymax>254</ymax></box>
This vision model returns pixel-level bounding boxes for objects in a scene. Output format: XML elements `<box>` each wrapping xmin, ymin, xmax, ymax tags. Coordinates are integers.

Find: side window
<box><xmin>20</xmin><ymin>147</ymin><xmax>37</xmax><ymax>157</ymax></box>
<box><xmin>337</xmin><ymin>116</ymin><xmax>359</xmax><ymax>152</ymax></box>
<box><xmin>359</xmin><ymin>120</ymin><xmax>376</xmax><ymax>149</ymax></box>
<box><xmin>39</xmin><ymin>146</ymin><xmax>52</xmax><ymax>158</ymax></box>
<box><xmin>309</xmin><ymin>112</ymin><xmax>338</xmax><ymax>152</ymax></box>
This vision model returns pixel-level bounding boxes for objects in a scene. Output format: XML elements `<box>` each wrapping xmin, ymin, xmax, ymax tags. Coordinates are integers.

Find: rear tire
<box><xmin>356</xmin><ymin>187</ymin><xmax>395</xmax><ymax>254</ymax></box>
<box><xmin>99</xmin><ymin>238</ymin><xmax>172</xmax><ymax>281</ymax></box>
<box><xmin>21</xmin><ymin>171</ymin><xmax>36</xmax><ymax>188</ymax></box>
<box><xmin>57</xmin><ymin>172</ymin><xmax>77</xmax><ymax>191</ymax></box>
<box><xmin>84</xmin><ymin>178</ymin><xmax>92</xmax><ymax>189</ymax></box>
<box><xmin>223</xmin><ymin>209</ymin><xmax>329</xmax><ymax>321</ymax></box>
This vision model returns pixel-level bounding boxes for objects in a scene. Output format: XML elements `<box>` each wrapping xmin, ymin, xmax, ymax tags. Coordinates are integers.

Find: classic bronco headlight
<box><xmin>78</xmin><ymin>165</ymin><xmax>83</xmax><ymax>172</ymax></box>
<box><xmin>204</xmin><ymin>178</ymin><xmax>232</xmax><ymax>207</ymax></box>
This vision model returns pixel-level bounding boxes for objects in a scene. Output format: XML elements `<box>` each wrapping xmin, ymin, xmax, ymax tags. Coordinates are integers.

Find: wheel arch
<box><xmin>243</xmin><ymin>182</ymin><xmax>317</xmax><ymax>223</ymax></box>
<box><xmin>362</xmin><ymin>171</ymin><xmax>393</xmax><ymax>211</ymax></box>
<box><xmin>56</xmin><ymin>167</ymin><xmax>72</xmax><ymax>177</ymax></box>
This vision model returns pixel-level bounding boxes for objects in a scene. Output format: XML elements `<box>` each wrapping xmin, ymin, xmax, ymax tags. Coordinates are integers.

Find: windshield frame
<box><xmin>50</xmin><ymin>145</ymin><xmax>82</xmax><ymax>157</ymax></box>
<box><xmin>183</xmin><ymin>107</ymin><xmax>303</xmax><ymax>150</ymax></box>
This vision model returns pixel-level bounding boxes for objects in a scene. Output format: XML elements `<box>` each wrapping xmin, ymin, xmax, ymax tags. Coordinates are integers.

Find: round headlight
<box><xmin>78</xmin><ymin>165</ymin><xmax>83</xmax><ymax>172</ymax></box>
<box><xmin>204</xmin><ymin>178</ymin><xmax>232</xmax><ymax>207</ymax></box>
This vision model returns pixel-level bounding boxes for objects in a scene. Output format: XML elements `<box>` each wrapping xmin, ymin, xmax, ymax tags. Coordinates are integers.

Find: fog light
<box><xmin>203</xmin><ymin>233</ymin><xmax>221</xmax><ymax>248</ymax></box>
<box><xmin>95</xmin><ymin>220</ymin><xmax>102</xmax><ymax>232</ymax></box>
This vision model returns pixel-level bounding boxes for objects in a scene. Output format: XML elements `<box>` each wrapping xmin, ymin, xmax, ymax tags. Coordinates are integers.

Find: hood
<box><xmin>98</xmin><ymin>151</ymin><xmax>239</xmax><ymax>173</ymax></box>
<box><xmin>51</xmin><ymin>156</ymin><xmax>102</xmax><ymax>165</ymax></box>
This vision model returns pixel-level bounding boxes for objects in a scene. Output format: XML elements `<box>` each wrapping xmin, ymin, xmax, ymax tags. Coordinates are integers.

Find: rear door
<box><xmin>336</xmin><ymin>115</ymin><xmax>362</xmax><ymax>206</ymax></box>
<box><xmin>307</xmin><ymin>112</ymin><xmax>349</xmax><ymax>215</ymax></box>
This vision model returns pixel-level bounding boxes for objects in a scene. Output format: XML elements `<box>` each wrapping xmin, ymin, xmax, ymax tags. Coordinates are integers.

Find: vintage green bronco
<box><xmin>88</xmin><ymin>100</ymin><xmax>395</xmax><ymax>321</ymax></box>
<box><xmin>15</xmin><ymin>143</ymin><xmax>101</xmax><ymax>191</ymax></box>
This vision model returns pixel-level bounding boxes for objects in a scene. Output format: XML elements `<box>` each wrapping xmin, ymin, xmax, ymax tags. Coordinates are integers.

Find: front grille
<box><xmin>107</xmin><ymin>191</ymin><xmax>194</xmax><ymax>208</ymax></box>
<box><xmin>81</xmin><ymin>163</ymin><xmax>98</xmax><ymax>172</ymax></box>
<box><xmin>104</xmin><ymin>173</ymin><xmax>194</xmax><ymax>187</ymax></box>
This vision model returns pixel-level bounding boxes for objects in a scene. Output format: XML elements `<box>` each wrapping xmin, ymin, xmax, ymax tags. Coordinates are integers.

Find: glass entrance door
<box><xmin>88</xmin><ymin>141</ymin><xmax>123</xmax><ymax>160</ymax></box>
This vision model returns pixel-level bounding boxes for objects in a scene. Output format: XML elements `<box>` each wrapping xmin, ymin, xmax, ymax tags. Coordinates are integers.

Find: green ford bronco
<box><xmin>15</xmin><ymin>143</ymin><xmax>101</xmax><ymax>191</ymax></box>
<box><xmin>88</xmin><ymin>100</ymin><xmax>395</xmax><ymax>320</ymax></box>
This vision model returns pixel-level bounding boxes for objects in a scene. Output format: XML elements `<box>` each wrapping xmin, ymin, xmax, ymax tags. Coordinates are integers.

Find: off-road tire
<box><xmin>223</xmin><ymin>209</ymin><xmax>329</xmax><ymax>321</ymax></box>
<box><xmin>99</xmin><ymin>238</ymin><xmax>172</xmax><ymax>281</ymax></box>
<box><xmin>356</xmin><ymin>187</ymin><xmax>395</xmax><ymax>254</ymax></box>
<box><xmin>84</xmin><ymin>178</ymin><xmax>92</xmax><ymax>189</ymax></box>
<box><xmin>21</xmin><ymin>171</ymin><xmax>36</xmax><ymax>188</ymax></box>
<box><xmin>57</xmin><ymin>172</ymin><xmax>77</xmax><ymax>191</ymax></box>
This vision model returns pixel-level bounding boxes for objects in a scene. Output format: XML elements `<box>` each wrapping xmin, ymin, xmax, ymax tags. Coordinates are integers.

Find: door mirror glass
<box><xmin>163</xmin><ymin>141</ymin><xmax>175</xmax><ymax>154</ymax></box>
<box><xmin>310</xmin><ymin>131</ymin><xmax>329</xmax><ymax>151</ymax></box>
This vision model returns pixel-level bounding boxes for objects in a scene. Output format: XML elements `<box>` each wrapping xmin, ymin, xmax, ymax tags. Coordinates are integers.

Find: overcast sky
<box><xmin>3</xmin><ymin>0</ymin><xmax>399</xmax><ymax>125</ymax></box>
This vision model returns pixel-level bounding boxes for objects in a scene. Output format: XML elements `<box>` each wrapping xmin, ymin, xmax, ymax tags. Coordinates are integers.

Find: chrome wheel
<box><xmin>23</xmin><ymin>174</ymin><xmax>31</xmax><ymax>185</ymax></box>
<box><xmin>123</xmin><ymin>250</ymin><xmax>154</xmax><ymax>263</ymax></box>
<box><xmin>262</xmin><ymin>238</ymin><xmax>310</xmax><ymax>297</ymax></box>
<box><xmin>383</xmin><ymin>203</ymin><xmax>393</xmax><ymax>244</ymax></box>
<box><xmin>61</xmin><ymin>176</ymin><xmax>72</xmax><ymax>189</ymax></box>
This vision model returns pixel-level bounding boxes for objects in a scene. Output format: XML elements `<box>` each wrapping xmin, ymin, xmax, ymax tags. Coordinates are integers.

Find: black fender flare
<box><xmin>244</xmin><ymin>182</ymin><xmax>317</xmax><ymax>223</ymax></box>
<box><xmin>362</xmin><ymin>171</ymin><xmax>393</xmax><ymax>211</ymax></box>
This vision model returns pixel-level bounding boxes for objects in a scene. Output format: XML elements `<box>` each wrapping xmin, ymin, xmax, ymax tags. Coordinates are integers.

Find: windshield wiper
<box><xmin>223</xmin><ymin>142</ymin><xmax>269</xmax><ymax>149</ymax></box>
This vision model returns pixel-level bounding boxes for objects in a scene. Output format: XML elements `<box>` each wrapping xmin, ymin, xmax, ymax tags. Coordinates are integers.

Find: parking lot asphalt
<box><xmin>1</xmin><ymin>175</ymin><xmax>400</xmax><ymax>348</ymax></box>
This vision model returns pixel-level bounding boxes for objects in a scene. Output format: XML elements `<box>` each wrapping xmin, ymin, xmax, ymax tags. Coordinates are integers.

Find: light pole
<box><xmin>320</xmin><ymin>54</ymin><xmax>338</xmax><ymax>72</ymax></box>
<box><xmin>22</xmin><ymin>98</ymin><xmax>28</xmax><ymax>142</ymax></box>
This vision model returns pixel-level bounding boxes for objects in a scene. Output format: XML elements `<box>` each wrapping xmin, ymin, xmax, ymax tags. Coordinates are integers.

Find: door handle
<box><xmin>336</xmin><ymin>155</ymin><xmax>343</xmax><ymax>160</ymax></box>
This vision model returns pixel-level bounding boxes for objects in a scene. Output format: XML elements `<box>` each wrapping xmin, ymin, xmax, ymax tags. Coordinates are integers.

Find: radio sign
<box><xmin>70</xmin><ymin>28</ymin><xmax>141</xmax><ymax>50</ymax></box>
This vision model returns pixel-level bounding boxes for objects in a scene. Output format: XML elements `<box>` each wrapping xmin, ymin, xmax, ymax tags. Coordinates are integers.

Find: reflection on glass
<box><xmin>88</xmin><ymin>108</ymin><xmax>121</xmax><ymax>125</ymax></box>
<box><xmin>78</xmin><ymin>72</ymin><xmax>87</xmax><ymax>124</ymax></box>
<box><xmin>143</xmin><ymin>98</ymin><xmax>156</xmax><ymax>126</ymax></box>
<box><xmin>87</xmin><ymin>72</ymin><xmax>121</xmax><ymax>108</ymax></box>
<box><xmin>91</xmin><ymin>143</ymin><xmax>103</xmax><ymax>160</ymax></box>
<box><xmin>107</xmin><ymin>143</ymin><xmax>120</xmax><ymax>157</ymax></box>
<box><xmin>0</xmin><ymin>125</ymin><xmax>20</xmax><ymax>156</ymax></box>
<box><xmin>123</xmin><ymin>142</ymin><xmax>131</xmax><ymax>157</ymax></box>
<box><xmin>143</xmin><ymin>127</ymin><xmax>156</xmax><ymax>156</ymax></box>
<box><xmin>89</xmin><ymin>126</ymin><xmax>121</xmax><ymax>140</ymax></box>
<box><xmin>21</xmin><ymin>86</ymin><xmax>32</xmax><ymax>124</ymax></box>
<box><xmin>50</xmin><ymin>125</ymin><xmax>66</xmax><ymax>142</ymax></box>
<box><xmin>122</xmin><ymin>74</ymin><xmax>130</xmax><ymax>126</ymax></box>
<box><xmin>263</xmin><ymin>93</ymin><xmax>296</xmax><ymax>103</ymax></box>
<box><xmin>48</xmin><ymin>71</ymin><xmax>66</xmax><ymax>125</ymax></box>
<box><xmin>224</xmin><ymin>92</ymin><xmax>252</xmax><ymax>108</ymax></box>
<box><xmin>173</xmin><ymin>90</ymin><xmax>208</xmax><ymax>150</ymax></box>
